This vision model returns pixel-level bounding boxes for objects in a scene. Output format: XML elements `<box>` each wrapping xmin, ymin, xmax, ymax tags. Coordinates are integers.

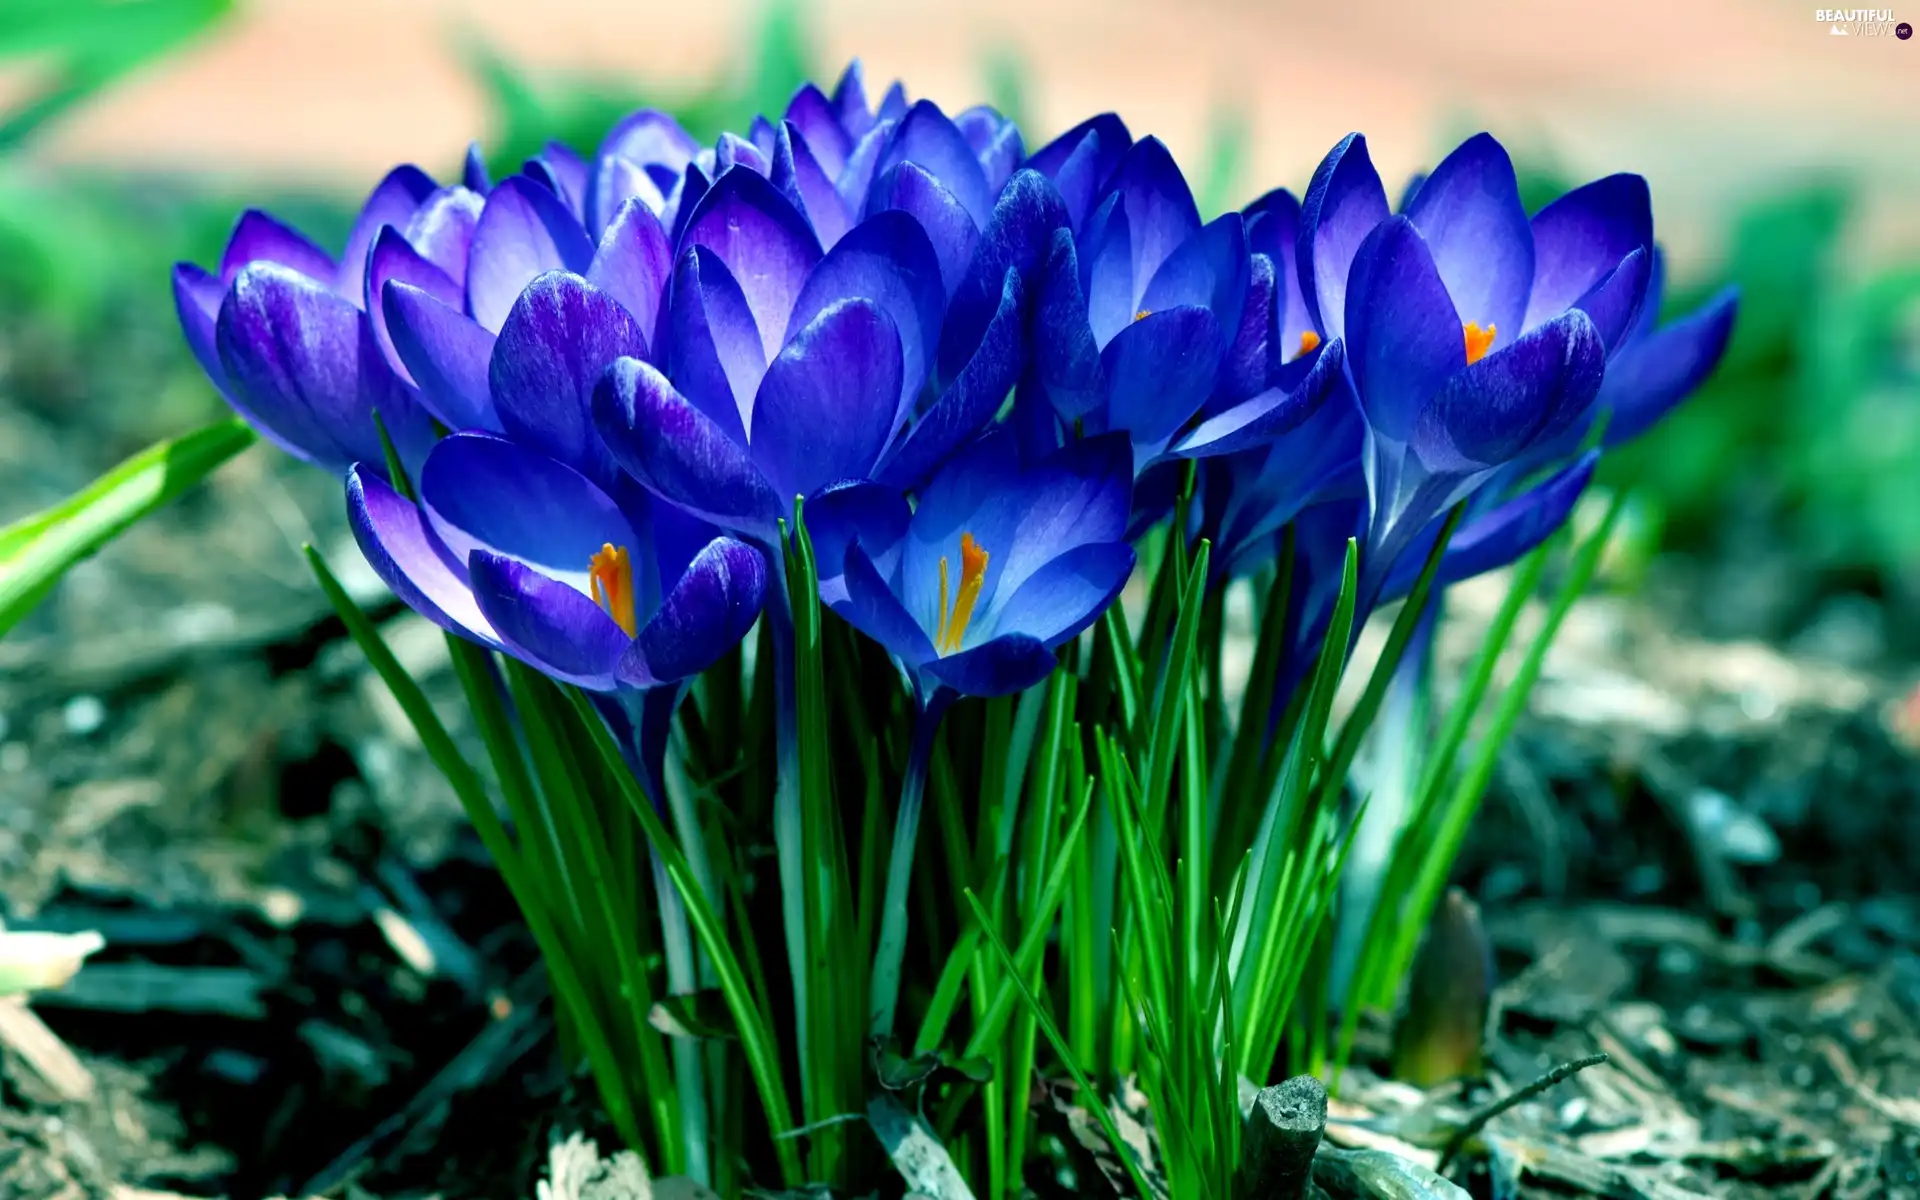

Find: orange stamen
<box><xmin>1463</xmin><ymin>322</ymin><xmax>1496</xmax><ymax>365</ymax></box>
<box><xmin>934</xmin><ymin>532</ymin><xmax>990</xmax><ymax>654</ymax></box>
<box><xmin>1295</xmin><ymin>329</ymin><xmax>1322</xmax><ymax>360</ymax></box>
<box><xmin>1134</xmin><ymin>309</ymin><xmax>1153</xmax><ymax>322</ymax></box>
<box><xmin>589</xmin><ymin>543</ymin><xmax>637</xmax><ymax>636</ymax></box>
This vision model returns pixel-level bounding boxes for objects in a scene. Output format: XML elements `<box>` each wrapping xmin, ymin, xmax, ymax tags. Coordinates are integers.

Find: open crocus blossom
<box><xmin>347</xmin><ymin>431</ymin><xmax>765</xmax><ymax>693</ymax></box>
<box><xmin>1294</xmin><ymin>131</ymin><xmax>1649</xmax><ymax>595</ymax></box>
<box><xmin>808</xmin><ymin>430</ymin><xmax>1137</xmax><ymax>701</ymax></box>
<box><xmin>594</xmin><ymin>161</ymin><xmax>1065</xmax><ymax>539</ymax></box>
<box><xmin>1025</xmin><ymin>133</ymin><xmax>1260</xmax><ymax>470</ymax></box>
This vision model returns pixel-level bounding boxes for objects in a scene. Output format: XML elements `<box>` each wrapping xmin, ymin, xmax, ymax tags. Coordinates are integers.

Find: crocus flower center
<box><xmin>1294</xmin><ymin>330</ymin><xmax>1322</xmax><ymax>361</ymax></box>
<box><xmin>589</xmin><ymin>543</ymin><xmax>637</xmax><ymax>637</ymax></box>
<box><xmin>934</xmin><ymin>532</ymin><xmax>990</xmax><ymax>655</ymax></box>
<box><xmin>1463</xmin><ymin>322</ymin><xmax>1496</xmax><ymax>365</ymax></box>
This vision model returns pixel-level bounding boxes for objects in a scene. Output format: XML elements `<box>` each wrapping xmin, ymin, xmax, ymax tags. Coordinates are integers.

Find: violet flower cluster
<box><xmin>174</xmin><ymin>62</ymin><xmax>1737</xmax><ymax>710</ymax></box>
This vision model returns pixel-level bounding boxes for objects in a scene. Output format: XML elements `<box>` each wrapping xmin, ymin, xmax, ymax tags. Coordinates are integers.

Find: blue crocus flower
<box><xmin>346</xmin><ymin>430</ymin><xmax>764</xmax><ymax>694</ymax></box>
<box><xmin>1024</xmin><ymin>129</ymin><xmax>1343</xmax><ymax>476</ymax></box>
<box><xmin>1295</xmin><ymin>131</ymin><xmax>1654</xmax><ymax>598</ymax></box>
<box><xmin>593</xmin><ymin>160</ymin><xmax>1067</xmax><ymax>541</ymax></box>
<box><xmin>808</xmin><ymin>429</ymin><xmax>1137</xmax><ymax>700</ymax></box>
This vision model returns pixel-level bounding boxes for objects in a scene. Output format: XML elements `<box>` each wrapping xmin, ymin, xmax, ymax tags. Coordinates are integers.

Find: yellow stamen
<box><xmin>934</xmin><ymin>532</ymin><xmax>990</xmax><ymax>655</ymax></box>
<box><xmin>589</xmin><ymin>543</ymin><xmax>637</xmax><ymax>636</ymax></box>
<box><xmin>1463</xmin><ymin>321</ymin><xmax>1496</xmax><ymax>365</ymax></box>
<box><xmin>1295</xmin><ymin>329</ymin><xmax>1322</xmax><ymax>360</ymax></box>
<box><xmin>1134</xmin><ymin>309</ymin><xmax>1152</xmax><ymax>322</ymax></box>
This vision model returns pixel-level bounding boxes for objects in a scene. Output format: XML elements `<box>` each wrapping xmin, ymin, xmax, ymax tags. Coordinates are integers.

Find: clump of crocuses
<box><xmin>170</xmin><ymin>58</ymin><xmax>1737</xmax><ymax>1193</ymax></box>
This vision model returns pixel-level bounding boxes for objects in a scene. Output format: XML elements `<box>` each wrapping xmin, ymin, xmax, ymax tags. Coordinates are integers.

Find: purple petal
<box><xmin>1402</xmin><ymin>133</ymin><xmax>1533</xmax><ymax>353</ymax></box>
<box><xmin>1031</xmin><ymin>228</ymin><xmax>1105</xmax><ymax>422</ymax></box>
<box><xmin>1523</xmin><ymin>173</ymin><xmax>1653</xmax><ymax>330</ymax></box>
<box><xmin>834</xmin><ymin>539</ymin><xmax>939</xmax><ymax>667</ymax></box>
<box><xmin>985</xmin><ymin>541</ymin><xmax>1134</xmax><ymax>647</ymax></box>
<box><xmin>785</xmin><ymin>83</ymin><xmax>853</xmax><ymax>178</ymax></box>
<box><xmin>587</xmin><ymin>198</ymin><xmax>672</xmax><ymax>349</ymax></box>
<box><xmin>346</xmin><ymin>466</ymin><xmax>495</xmax><ymax>642</ymax></box>
<box><xmin>663</xmin><ymin>161</ymin><xmax>711</xmax><ymax>246</ymax></box>
<box><xmin>785</xmin><ymin>210</ymin><xmax>945</xmax><ymax>424</ymax></box>
<box><xmin>337</xmin><ymin>165</ymin><xmax>438</xmax><ymax>301</ymax></box>
<box><xmin>1299</xmin><ymin>133</ymin><xmax>1391</xmax><ymax>343</ymax></box>
<box><xmin>1141</xmin><ymin>213</ymin><xmax>1248</xmax><ymax>329</ymax></box>
<box><xmin>875</xmin><ymin>100</ymin><xmax>993</xmax><ymax>229</ymax></box>
<box><xmin>807</xmin><ymin>481</ymin><xmax>912</xmax><ymax>590</ymax></box>
<box><xmin>938</xmin><ymin>169</ymin><xmax>1069</xmax><ymax>385</ymax></box>
<box><xmin>215</xmin><ymin>263</ymin><xmax>425</xmax><ymax>473</ymax></box>
<box><xmin>527</xmin><ymin>141</ymin><xmax>590</xmax><ymax>219</ymax></box>
<box><xmin>468</xmin><ymin>553</ymin><xmax>630</xmax><ymax>692</ymax></box>
<box><xmin>1344</xmin><ymin>216</ymin><xmax>1464</xmax><ymax>442</ymax></box>
<box><xmin>770</xmin><ymin>121</ymin><xmax>851</xmax><ymax>249</ymax></box>
<box><xmin>628</xmin><ymin>538</ymin><xmax>767</xmax><ymax>685</ymax></box>
<box><xmin>1082</xmin><ymin>194</ymin><xmax>1137</xmax><ymax>345</ymax></box>
<box><xmin>1598</xmin><ymin>286</ymin><xmax>1738</xmax><ymax>446</ymax></box>
<box><xmin>466</xmin><ymin>176</ymin><xmax>596</xmax><ymax>333</ymax></box>
<box><xmin>1569</xmin><ymin>245</ymin><xmax>1650</xmax><ymax>352</ymax></box>
<box><xmin>716</xmin><ymin>132</ymin><xmax>771</xmax><ymax>178</ymax></box>
<box><xmin>836</xmin><ymin>120</ymin><xmax>895</xmax><ymax>220</ymax></box>
<box><xmin>489</xmin><ymin>271</ymin><xmax>648</xmax><ymax>476</ymax></box>
<box><xmin>1171</xmin><ymin>337</ymin><xmax>1345</xmax><ymax>459</ymax></box>
<box><xmin>663</xmin><ymin>246</ymin><xmax>766</xmax><ymax>444</ymax></box>
<box><xmin>749</xmin><ymin>298</ymin><xmax>903</xmax><ymax>501</ymax></box>
<box><xmin>1100</xmin><ymin>306</ymin><xmax>1224</xmax><ymax>450</ymax></box>
<box><xmin>366</xmin><ymin>227</ymin><xmax>461</xmax><ymax>385</ymax></box>
<box><xmin>418</xmin><ymin>431</ymin><xmax>638</xmax><ymax>587</ymax></box>
<box><xmin>173</xmin><ymin>262</ymin><xmax>228</xmax><ymax>394</ymax></box>
<box><xmin>1108</xmin><ymin>137</ymin><xmax>1203</xmax><ymax>308</ymax></box>
<box><xmin>220</xmin><ymin>210</ymin><xmax>335</xmax><ymax>287</ymax></box>
<box><xmin>1214</xmin><ymin>251</ymin><xmax>1277</xmax><ymax>404</ymax></box>
<box><xmin>831</xmin><ymin>60</ymin><xmax>877</xmax><ymax>139</ymax></box>
<box><xmin>679</xmin><ymin>167</ymin><xmax>824</xmax><ymax>361</ymax></box>
<box><xmin>598</xmin><ymin>109</ymin><xmax>701</xmax><ymax>174</ymax></box>
<box><xmin>587</xmin><ymin>154</ymin><xmax>670</xmax><ymax>242</ymax></box>
<box><xmin>869</xmin><ymin>160</ymin><xmax>980</xmax><ymax>299</ymax></box>
<box><xmin>383</xmin><ymin>282</ymin><xmax>500</xmax><ymax>432</ymax></box>
<box><xmin>594</xmin><ymin>356</ymin><xmax>781</xmax><ymax>534</ymax></box>
<box><xmin>1246</xmin><ymin>188</ymin><xmax>1312</xmax><ymax>357</ymax></box>
<box><xmin>990</xmin><ymin>432</ymin><xmax>1134</xmax><ymax>600</ymax></box>
<box><xmin>957</xmin><ymin>106</ymin><xmax>1024</xmax><ymax>193</ymax></box>
<box><xmin>403</xmin><ymin>186</ymin><xmax>486</xmax><ymax>287</ymax></box>
<box><xmin>877</xmin><ymin>266</ymin><xmax>1023</xmax><ymax>490</ymax></box>
<box><xmin>924</xmin><ymin>634</ymin><xmax>1056</xmax><ymax>698</ymax></box>
<box><xmin>463</xmin><ymin>142</ymin><xmax>491</xmax><ymax>194</ymax></box>
<box><xmin>1415</xmin><ymin>310</ymin><xmax>1605</xmax><ymax>471</ymax></box>
<box><xmin>1026</xmin><ymin>113</ymin><xmax>1132</xmax><ymax>233</ymax></box>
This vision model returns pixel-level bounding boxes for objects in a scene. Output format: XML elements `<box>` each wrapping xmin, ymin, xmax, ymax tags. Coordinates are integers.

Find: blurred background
<box><xmin>4</xmin><ymin>0</ymin><xmax>1920</xmax><ymax>648</ymax></box>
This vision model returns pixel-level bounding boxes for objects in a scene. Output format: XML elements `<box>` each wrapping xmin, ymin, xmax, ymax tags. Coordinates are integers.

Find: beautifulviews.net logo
<box><xmin>1815</xmin><ymin>7</ymin><xmax>1908</xmax><ymax>34</ymax></box>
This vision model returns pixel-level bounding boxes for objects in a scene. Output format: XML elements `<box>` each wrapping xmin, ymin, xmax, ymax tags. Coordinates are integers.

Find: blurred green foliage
<box><xmin>1606</xmin><ymin>185</ymin><xmax>1920</xmax><ymax>580</ymax></box>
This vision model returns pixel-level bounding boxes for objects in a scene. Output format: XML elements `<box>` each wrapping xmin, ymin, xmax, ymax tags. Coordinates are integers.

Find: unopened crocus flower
<box><xmin>173</xmin><ymin>167</ymin><xmax>473</xmax><ymax>474</ymax></box>
<box><xmin>594</xmin><ymin>163</ymin><xmax>1065</xmax><ymax>537</ymax></box>
<box><xmin>347</xmin><ymin>430</ymin><xmax>764</xmax><ymax>694</ymax></box>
